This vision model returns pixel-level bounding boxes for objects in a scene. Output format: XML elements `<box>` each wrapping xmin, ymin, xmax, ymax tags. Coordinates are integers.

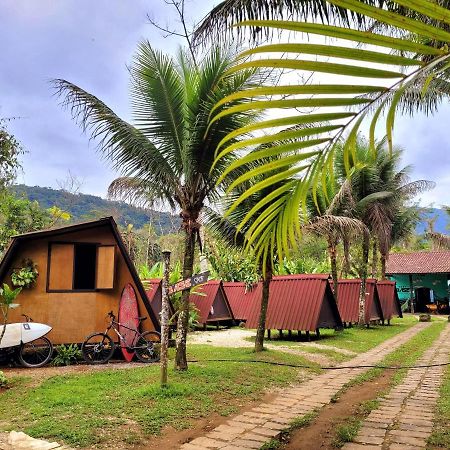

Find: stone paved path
<box><xmin>0</xmin><ymin>431</ymin><xmax>71</xmax><ymax>450</ymax></box>
<box><xmin>180</xmin><ymin>322</ymin><xmax>431</xmax><ymax>449</ymax></box>
<box><xmin>344</xmin><ymin>323</ymin><xmax>450</xmax><ymax>450</ymax></box>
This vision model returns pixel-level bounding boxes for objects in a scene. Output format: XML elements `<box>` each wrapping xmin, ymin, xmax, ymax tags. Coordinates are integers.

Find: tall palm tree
<box><xmin>53</xmin><ymin>42</ymin><xmax>262</xmax><ymax>370</ymax></box>
<box><xmin>306</xmin><ymin>176</ymin><xmax>367</xmax><ymax>304</ymax></box>
<box><xmin>333</xmin><ymin>137</ymin><xmax>433</xmax><ymax>322</ymax></box>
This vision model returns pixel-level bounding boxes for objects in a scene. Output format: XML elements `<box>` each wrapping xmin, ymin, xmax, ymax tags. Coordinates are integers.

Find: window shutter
<box><xmin>96</xmin><ymin>245</ymin><xmax>116</xmax><ymax>289</ymax></box>
<box><xmin>48</xmin><ymin>244</ymin><xmax>74</xmax><ymax>290</ymax></box>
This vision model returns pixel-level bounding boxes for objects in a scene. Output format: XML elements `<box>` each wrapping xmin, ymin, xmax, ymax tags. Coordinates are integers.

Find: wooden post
<box><xmin>409</xmin><ymin>274</ymin><xmax>415</xmax><ymax>313</ymax></box>
<box><xmin>297</xmin><ymin>330</ymin><xmax>301</xmax><ymax>341</ymax></box>
<box><xmin>306</xmin><ymin>330</ymin><xmax>310</xmax><ymax>341</ymax></box>
<box><xmin>288</xmin><ymin>330</ymin><xmax>292</xmax><ymax>339</ymax></box>
<box><xmin>279</xmin><ymin>329</ymin><xmax>283</xmax><ymax>339</ymax></box>
<box><xmin>160</xmin><ymin>250</ymin><xmax>171</xmax><ymax>388</ymax></box>
<box><xmin>316</xmin><ymin>328</ymin><xmax>320</xmax><ymax>338</ymax></box>
<box><xmin>267</xmin><ymin>329</ymin><xmax>271</xmax><ymax>340</ymax></box>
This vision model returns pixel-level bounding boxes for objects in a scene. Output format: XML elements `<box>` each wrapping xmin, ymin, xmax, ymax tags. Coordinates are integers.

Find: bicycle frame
<box><xmin>104</xmin><ymin>319</ymin><xmax>141</xmax><ymax>350</ymax></box>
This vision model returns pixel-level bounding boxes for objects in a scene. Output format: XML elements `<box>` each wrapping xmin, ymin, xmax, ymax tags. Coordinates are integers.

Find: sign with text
<box><xmin>168</xmin><ymin>271</ymin><xmax>210</xmax><ymax>295</ymax></box>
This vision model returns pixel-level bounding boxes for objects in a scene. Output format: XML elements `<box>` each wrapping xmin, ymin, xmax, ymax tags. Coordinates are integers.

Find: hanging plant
<box><xmin>11</xmin><ymin>259</ymin><xmax>38</xmax><ymax>288</ymax></box>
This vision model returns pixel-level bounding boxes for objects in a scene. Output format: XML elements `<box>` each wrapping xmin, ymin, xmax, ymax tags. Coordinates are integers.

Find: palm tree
<box><xmin>306</xmin><ymin>176</ymin><xmax>367</xmax><ymax>304</ymax></box>
<box><xmin>53</xmin><ymin>42</ymin><xmax>262</xmax><ymax>370</ymax></box>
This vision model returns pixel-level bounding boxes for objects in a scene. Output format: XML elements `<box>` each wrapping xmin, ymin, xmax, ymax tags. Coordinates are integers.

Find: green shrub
<box><xmin>52</xmin><ymin>344</ymin><xmax>81</xmax><ymax>366</ymax></box>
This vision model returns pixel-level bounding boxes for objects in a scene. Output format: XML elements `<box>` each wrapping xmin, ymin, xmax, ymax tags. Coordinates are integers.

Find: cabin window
<box><xmin>47</xmin><ymin>243</ymin><xmax>116</xmax><ymax>292</ymax></box>
<box><xmin>73</xmin><ymin>243</ymin><xmax>97</xmax><ymax>290</ymax></box>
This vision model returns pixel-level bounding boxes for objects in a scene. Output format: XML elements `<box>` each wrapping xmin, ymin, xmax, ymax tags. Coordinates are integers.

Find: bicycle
<box><xmin>81</xmin><ymin>311</ymin><xmax>161</xmax><ymax>364</ymax></box>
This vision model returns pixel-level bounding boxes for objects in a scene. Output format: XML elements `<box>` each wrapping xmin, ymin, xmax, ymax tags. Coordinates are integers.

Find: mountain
<box><xmin>12</xmin><ymin>184</ymin><xmax>180</xmax><ymax>234</ymax></box>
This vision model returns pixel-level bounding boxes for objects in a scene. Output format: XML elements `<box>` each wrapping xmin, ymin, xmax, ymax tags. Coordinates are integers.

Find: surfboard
<box><xmin>0</xmin><ymin>323</ymin><xmax>52</xmax><ymax>349</ymax></box>
<box><xmin>118</xmin><ymin>283</ymin><xmax>140</xmax><ymax>362</ymax></box>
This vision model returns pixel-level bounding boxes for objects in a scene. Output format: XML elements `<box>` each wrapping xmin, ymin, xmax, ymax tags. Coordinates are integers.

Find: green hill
<box><xmin>12</xmin><ymin>184</ymin><xmax>179</xmax><ymax>234</ymax></box>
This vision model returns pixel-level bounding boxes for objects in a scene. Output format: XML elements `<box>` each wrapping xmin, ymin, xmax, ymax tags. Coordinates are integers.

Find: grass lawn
<box><xmin>246</xmin><ymin>315</ymin><xmax>417</xmax><ymax>359</ymax></box>
<box><xmin>429</xmin><ymin>352</ymin><xmax>450</xmax><ymax>448</ymax></box>
<box><xmin>0</xmin><ymin>345</ymin><xmax>318</xmax><ymax>448</ymax></box>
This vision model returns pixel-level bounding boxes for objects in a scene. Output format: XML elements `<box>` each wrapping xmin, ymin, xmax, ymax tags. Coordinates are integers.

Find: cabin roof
<box><xmin>189</xmin><ymin>280</ymin><xmax>234</xmax><ymax>324</ymax></box>
<box><xmin>246</xmin><ymin>275</ymin><xmax>341</xmax><ymax>331</ymax></box>
<box><xmin>0</xmin><ymin>217</ymin><xmax>160</xmax><ymax>331</ymax></box>
<box><xmin>222</xmin><ymin>282</ymin><xmax>262</xmax><ymax>322</ymax></box>
<box><xmin>387</xmin><ymin>251</ymin><xmax>450</xmax><ymax>274</ymax></box>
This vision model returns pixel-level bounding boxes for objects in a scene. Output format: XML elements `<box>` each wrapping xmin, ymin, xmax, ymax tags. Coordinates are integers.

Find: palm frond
<box><xmin>211</xmin><ymin>0</ymin><xmax>450</xmax><ymax>266</ymax></box>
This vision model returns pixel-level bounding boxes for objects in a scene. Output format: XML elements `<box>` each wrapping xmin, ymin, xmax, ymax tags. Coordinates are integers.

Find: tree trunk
<box><xmin>342</xmin><ymin>233</ymin><xmax>351</xmax><ymax>278</ymax></box>
<box><xmin>0</xmin><ymin>306</ymin><xmax>9</xmax><ymax>347</ymax></box>
<box><xmin>371</xmin><ymin>240</ymin><xmax>377</xmax><ymax>279</ymax></box>
<box><xmin>254</xmin><ymin>259</ymin><xmax>272</xmax><ymax>352</ymax></box>
<box><xmin>174</xmin><ymin>230</ymin><xmax>196</xmax><ymax>371</ymax></box>
<box><xmin>380</xmin><ymin>252</ymin><xmax>387</xmax><ymax>280</ymax></box>
<box><xmin>328</xmin><ymin>238</ymin><xmax>339</xmax><ymax>304</ymax></box>
<box><xmin>160</xmin><ymin>250</ymin><xmax>171</xmax><ymax>387</ymax></box>
<box><xmin>358</xmin><ymin>233</ymin><xmax>370</xmax><ymax>326</ymax></box>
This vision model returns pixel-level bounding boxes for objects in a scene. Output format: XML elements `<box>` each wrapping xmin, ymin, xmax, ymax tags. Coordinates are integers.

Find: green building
<box><xmin>386</xmin><ymin>251</ymin><xmax>450</xmax><ymax>314</ymax></box>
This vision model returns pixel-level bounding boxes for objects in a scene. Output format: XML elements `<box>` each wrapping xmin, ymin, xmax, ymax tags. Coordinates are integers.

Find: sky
<box><xmin>1</xmin><ymin>0</ymin><xmax>449</xmax><ymax>207</ymax></box>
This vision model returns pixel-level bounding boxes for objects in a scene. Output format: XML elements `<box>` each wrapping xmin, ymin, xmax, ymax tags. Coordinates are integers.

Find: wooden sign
<box><xmin>168</xmin><ymin>271</ymin><xmax>210</xmax><ymax>295</ymax></box>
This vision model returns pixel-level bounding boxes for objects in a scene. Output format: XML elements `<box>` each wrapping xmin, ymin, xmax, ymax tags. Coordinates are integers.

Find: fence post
<box><xmin>160</xmin><ymin>250</ymin><xmax>171</xmax><ymax>387</ymax></box>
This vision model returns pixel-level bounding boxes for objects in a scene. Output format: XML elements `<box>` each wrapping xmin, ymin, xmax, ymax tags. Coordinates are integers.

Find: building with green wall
<box><xmin>386</xmin><ymin>251</ymin><xmax>450</xmax><ymax>314</ymax></box>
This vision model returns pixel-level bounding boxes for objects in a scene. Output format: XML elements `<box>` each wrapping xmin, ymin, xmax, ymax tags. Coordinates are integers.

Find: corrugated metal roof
<box><xmin>336</xmin><ymin>279</ymin><xmax>360</xmax><ymax>324</ymax></box>
<box><xmin>335</xmin><ymin>279</ymin><xmax>384</xmax><ymax>324</ymax></box>
<box><xmin>144</xmin><ymin>279</ymin><xmax>176</xmax><ymax>319</ymax></box>
<box><xmin>366</xmin><ymin>279</ymin><xmax>383</xmax><ymax>322</ymax></box>
<box><xmin>189</xmin><ymin>280</ymin><xmax>234</xmax><ymax>325</ymax></box>
<box><xmin>223</xmin><ymin>282</ymin><xmax>262</xmax><ymax>322</ymax></box>
<box><xmin>377</xmin><ymin>280</ymin><xmax>403</xmax><ymax>321</ymax></box>
<box><xmin>387</xmin><ymin>251</ymin><xmax>450</xmax><ymax>274</ymax></box>
<box><xmin>245</xmin><ymin>275</ymin><xmax>341</xmax><ymax>331</ymax></box>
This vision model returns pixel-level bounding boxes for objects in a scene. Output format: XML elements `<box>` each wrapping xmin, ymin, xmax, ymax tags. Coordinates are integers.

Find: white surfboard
<box><xmin>0</xmin><ymin>323</ymin><xmax>52</xmax><ymax>349</ymax></box>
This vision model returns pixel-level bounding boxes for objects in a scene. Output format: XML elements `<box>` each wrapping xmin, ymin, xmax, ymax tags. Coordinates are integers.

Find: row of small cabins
<box><xmin>147</xmin><ymin>275</ymin><xmax>402</xmax><ymax>338</ymax></box>
<box><xmin>0</xmin><ymin>217</ymin><xmax>401</xmax><ymax>345</ymax></box>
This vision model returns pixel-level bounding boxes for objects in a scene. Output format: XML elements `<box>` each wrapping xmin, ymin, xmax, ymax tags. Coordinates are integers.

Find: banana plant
<box><xmin>211</xmin><ymin>0</ymin><xmax>450</xmax><ymax>267</ymax></box>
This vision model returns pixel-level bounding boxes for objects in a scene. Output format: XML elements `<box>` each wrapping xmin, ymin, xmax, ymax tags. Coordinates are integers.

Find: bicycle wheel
<box><xmin>135</xmin><ymin>331</ymin><xmax>161</xmax><ymax>363</ymax></box>
<box><xmin>18</xmin><ymin>336</ymin><xmax>53</xmax><ymax>368</ymax></box>
<box><xmin>81</xmin><ymin>333</ymin><xmax>115</xmax><ymax>364</ymax></box>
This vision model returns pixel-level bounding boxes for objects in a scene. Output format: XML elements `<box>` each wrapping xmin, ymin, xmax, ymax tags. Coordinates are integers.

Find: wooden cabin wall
<box><xmin>4</xmin><ymin>225</ymin><xmax>156</xmax><ymax>344</ymax></box>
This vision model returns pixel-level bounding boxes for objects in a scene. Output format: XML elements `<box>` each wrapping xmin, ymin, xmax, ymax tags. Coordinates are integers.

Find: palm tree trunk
<box><xmin>380</xmin><ymin>252</ymin><xmax>387</xmax><ymax>280</ymax></box>
<box><xmin>254</xmin><ymin>259</ymin><xmax>272</xmax><ymax>352</ymax></box>
<box><xmin>342</xmin><ymin>234</ymin><xmax>351</xmax><ymax>278</ymax></box>
<box><xmin>358</xmin><ymin>233</ymin><xmax>370</xmax><ymax>326</ymax></box>
<box><xmin>371</xmin><ymin>240</ymin><xmax>377</xmax><ymax>278</ymax></box>
<box><xmin>328</xmin><ymin>238</ymin><xmax>339</xmax><ymax>304</ymax></box>
<box><xmin>174</xmin><ymin>229</ymin><xmax>196</xmax><ymax>371</ymax></box>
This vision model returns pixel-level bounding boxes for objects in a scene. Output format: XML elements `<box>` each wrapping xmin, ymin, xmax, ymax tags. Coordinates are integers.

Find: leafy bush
<box><xmin>52</xmin><ymin>344</ymin><xmax>81</xmax><ymax>366</ymax></box>
<box><xmin>11</xmin><ymin>258</ymin><xmax>38</xmax><ymax>288</ymax></box>
<box><xmin>0</xmin><ymin>371</ymin><xmax>7</xmax><ymax>388</ymax></box>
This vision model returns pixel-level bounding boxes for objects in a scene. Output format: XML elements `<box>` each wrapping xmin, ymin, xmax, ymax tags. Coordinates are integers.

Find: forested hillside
<box><xmin>12</xmin><ymin>184</ymin><xmax>180</xmax><ymax>234</ymax></box>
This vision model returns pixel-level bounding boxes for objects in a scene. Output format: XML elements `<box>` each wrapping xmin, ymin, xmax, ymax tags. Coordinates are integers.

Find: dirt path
<box><xmin>284</xmin><ymin>369</ymin><xmax>395</xmax><ymax>449</ymax></box>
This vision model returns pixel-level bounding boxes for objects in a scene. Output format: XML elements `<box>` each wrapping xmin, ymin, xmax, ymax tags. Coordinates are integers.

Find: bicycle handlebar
<box><xmin>107</xmin><ymin>311</ymin><xmax>116</xmax><ymax>320</ymax></box>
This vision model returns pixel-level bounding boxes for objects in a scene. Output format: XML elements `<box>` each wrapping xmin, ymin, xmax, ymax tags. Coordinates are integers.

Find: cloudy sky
<box><xmin>1</xmin><ymin>0</ymin><xmax>449</xmax><ymax>207</ymax></box>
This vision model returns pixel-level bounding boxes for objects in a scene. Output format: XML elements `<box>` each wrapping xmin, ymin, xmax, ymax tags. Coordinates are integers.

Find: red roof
<box><xmin>377</xmin><ymin>280</ymin><xmax>402</xmax><ymax>321</ymax></box>
<box><xmin>223</xmin><ymin>282</ymin><xmax>262</xmax><ymax>322</ymax></box>
<box><xmin>336</xmin><ymin>279</ymin><xmax>360</xmax><ymax>323</ymax></box>
<box><xmin>387</xmin><ymin>251</ymin><xmax>450</xmax><ymax>274</ymax></box>
<box><xmin>189</xmin><ymin>280</ymin><xmax>234</xmax><ymax>325</ymax></box>
<box><xmin>366</xmin><ymin>279</ymin><xmax>383</xmax><ymax>323</ymax></box>
<box><xmin>245</xmin><ymin>275</ymin><xmax>342</xmax><ymax>331</ymax></box>
<box><xmin>144</xmin><ymin>279</ymin><xmax>176</xmax><ymax>319</ymax></box>
<box><xmin>335</xmin><ymin>279</ymin><xmax>383</xmax><ymax>324</ymax></box>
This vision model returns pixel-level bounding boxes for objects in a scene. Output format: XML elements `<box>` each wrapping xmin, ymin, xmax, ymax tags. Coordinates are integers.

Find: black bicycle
<box><xmin>81</xmin><ymin>311</ymin><xmax>161</xmax><ymax>364</ymax></box>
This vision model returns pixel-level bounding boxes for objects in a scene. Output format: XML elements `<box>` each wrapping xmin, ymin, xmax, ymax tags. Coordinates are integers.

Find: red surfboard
<box><xmin>118</xmin><ymin>284</ymin><xmax>140</xmax><ymax>362</ymax></box>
